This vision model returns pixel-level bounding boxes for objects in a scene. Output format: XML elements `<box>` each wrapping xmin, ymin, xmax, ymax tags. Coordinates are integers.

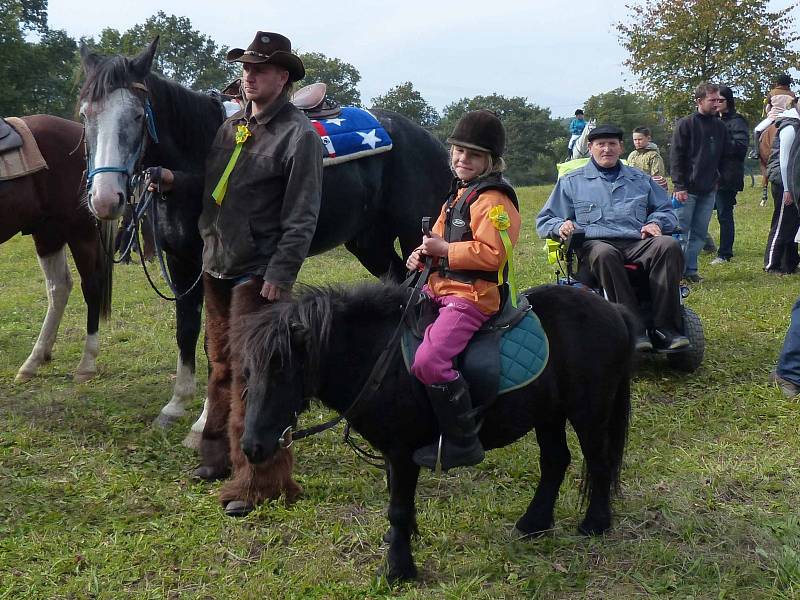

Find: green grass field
<box><xmin>2</xmin><ymin>183</ymin><xmax>800</xmax><ymax>599</ymax></box>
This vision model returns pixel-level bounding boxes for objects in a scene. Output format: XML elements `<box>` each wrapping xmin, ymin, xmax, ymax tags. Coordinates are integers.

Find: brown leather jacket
<box><xmin>197</xmin><ymin>94</ymin><xmax>323</xmax><ymax>285</ymax></box>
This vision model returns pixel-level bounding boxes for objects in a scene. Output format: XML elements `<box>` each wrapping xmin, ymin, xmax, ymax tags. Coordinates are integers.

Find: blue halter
<box><xmin>86</xmin><ymin>85</ymin><xmax>159</xmax><ymax>188</ymax></box>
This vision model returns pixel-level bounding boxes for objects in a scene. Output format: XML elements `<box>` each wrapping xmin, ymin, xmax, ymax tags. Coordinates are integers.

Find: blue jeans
<box><xmin>677</xmin><ymin>191</ymin><xmax>716</xmax><ymax>276</ymax></box>
<box><xmin>778</xmin><ymin>296</ymin><xmax>800</xmax><ymax>386</ymax></box>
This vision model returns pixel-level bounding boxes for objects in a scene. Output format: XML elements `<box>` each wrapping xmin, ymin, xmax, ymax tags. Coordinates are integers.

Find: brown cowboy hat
<box><xmin>226</xmin><ymin>31</ymin><xmax>305</xmax><ymax>82</ymax></box>
<box><xmin>221</xmin><ymin>77</ymin><xmax>242</xmax><ymax>98</ymax></box>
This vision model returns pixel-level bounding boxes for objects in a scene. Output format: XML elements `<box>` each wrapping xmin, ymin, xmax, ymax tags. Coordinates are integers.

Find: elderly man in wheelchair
<box><xmin>537</xmin><ymin>124</ymin><xmax>689</xmax><ymax>352</ymax></box>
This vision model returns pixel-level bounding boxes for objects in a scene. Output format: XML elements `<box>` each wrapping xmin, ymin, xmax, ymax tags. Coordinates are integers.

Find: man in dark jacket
<box><xmin>153</xmin><ymin>31</ymin><xmax>323</xmax><ymax>516</ymax></box>
<box><xmin>670</xmin><ymin>82</ymin><xmax>729</xmax><ymax>282</ymax></box>
<box><xmin>710</xmin><ymin>86</ymin><xmax>749</xmax><ymax>264</ymax></box>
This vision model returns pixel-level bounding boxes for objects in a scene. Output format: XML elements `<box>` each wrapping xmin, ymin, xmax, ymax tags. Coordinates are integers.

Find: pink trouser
<box><xmin>410</xmin><ymin>294</ymin><xmax>492</xmax><ymax>385</ymax></box>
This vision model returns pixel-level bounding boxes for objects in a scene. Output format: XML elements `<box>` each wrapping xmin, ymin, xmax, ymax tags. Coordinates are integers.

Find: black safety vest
<box><xmin>439</xmin><ymin>174</ymin><xmax>518</xmax><ymax>284</ymax></box>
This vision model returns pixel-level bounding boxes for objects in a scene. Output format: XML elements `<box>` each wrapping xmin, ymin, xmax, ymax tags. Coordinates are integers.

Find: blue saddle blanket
<box><xmin>310</xmin><ymin>107</ymin><xmax>393</xmax><ymax>167</ymax></box>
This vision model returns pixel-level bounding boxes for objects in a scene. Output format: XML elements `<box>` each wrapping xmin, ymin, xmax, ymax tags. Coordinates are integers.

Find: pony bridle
<box><xmin>85</xmin><ymin>82</ymin><xmax>160</xmax><ymax>195</ymax></box>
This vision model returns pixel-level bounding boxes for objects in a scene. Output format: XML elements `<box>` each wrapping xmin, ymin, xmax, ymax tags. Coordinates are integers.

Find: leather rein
<box><xmin>276</xmin><ymin>250</ymin><xmax>434</xmax><ymax>454</ymax></box>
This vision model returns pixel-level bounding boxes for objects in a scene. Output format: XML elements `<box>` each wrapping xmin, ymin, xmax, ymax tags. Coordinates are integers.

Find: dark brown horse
<box><xmin>0</xmin><ymin>115</ymin><xmax>113</xmax><ymax>382</ymax></box>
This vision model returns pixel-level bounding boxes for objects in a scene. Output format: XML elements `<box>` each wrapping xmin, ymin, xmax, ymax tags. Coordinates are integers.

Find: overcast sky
<box><xmin>46</xmin><ymin>0</ymin><xmax>798</xmax><ymax>118</ymax></box>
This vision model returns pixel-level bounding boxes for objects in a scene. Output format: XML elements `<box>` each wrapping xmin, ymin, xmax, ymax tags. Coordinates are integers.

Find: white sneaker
<box><xmin>710</xmin><ymin>257</ymin><xmax>729</xmax><ymax>265</ymax></box>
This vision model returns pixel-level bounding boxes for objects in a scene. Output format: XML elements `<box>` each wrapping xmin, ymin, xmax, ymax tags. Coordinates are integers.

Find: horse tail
<box><xmin>607</xmin><ymin>303</ymin><xmax>635</xmax><ymax>494</ymax></box>
<box><xmin>97</xmin><ymin>219</ymin><xmax>116</xmax><ymax>321</ymax></box>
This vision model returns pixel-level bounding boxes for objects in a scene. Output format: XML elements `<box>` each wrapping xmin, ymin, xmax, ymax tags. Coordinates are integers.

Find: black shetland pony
<box><xmin>77</xmin><ymin>40</ymin><xmax>452</xmax><ymax>437</ymax></box>
<box><xmin>237</xmin><ymin>282</ymin><xmax>635</xmax><ymax>582</ymax></box>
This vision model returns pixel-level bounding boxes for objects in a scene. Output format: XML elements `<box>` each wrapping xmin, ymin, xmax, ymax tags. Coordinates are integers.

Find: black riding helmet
<box><xmin>447</xmin><ymin>110</ymin><xmax>505</xmax><ymax>158</ymax></box>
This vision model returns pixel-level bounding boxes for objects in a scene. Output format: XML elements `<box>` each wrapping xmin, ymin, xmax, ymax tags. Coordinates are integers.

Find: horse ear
<box><xmin>131</xmin><ymin>36</ymin><xmax>159</xmax><ymax>78</ymax></box>
<box><xmin>80</xmin><ymin>43</ymin><xmax>99</xmax><ymax>73</ymax></box>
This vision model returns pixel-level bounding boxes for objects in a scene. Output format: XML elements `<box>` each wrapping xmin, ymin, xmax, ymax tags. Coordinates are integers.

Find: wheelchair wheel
<box><xmin>666</xmin><ymin>306</ymin><xmax>704</xmax><ymax>372</ymax></box>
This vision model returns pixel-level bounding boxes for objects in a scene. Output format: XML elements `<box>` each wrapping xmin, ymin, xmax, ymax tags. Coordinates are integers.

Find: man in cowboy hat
<box><xmin>537</xmin><ymin>124</ymin><xmax>688</xmax><ymax>352</ymax></box>
<box><xmin>153</xmin><ymin>31</ymin><xmax>323</xmax><ymax>516</ymax></box>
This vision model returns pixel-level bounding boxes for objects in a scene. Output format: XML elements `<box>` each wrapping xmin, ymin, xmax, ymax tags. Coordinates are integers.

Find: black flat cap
<box><xmin>587</xmin><ymin>124</ymin><xmax>624</xmax><ymax>142</ymax></box>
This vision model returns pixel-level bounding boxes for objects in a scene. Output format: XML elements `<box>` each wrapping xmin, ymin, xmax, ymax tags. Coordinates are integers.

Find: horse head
<box><xmin>78</xmin><ymin>37</ymin><xmax>159</xmax><ymax>220</ymax></box>
<box><xmin>572</xmin><ymin>119</ymin><xmax>596</xmax><ymax>159</ymax></box>
<box><xmin>239</xmin><ymin>304</ymin><xmax>317</xmax><ymax>465</ymax></box>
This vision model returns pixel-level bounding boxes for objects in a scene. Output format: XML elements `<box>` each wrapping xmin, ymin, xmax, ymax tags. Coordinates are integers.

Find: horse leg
<box><xmin>66</xmin><ymin>236</ymin><xmax>102</xmax><ymax>383</ymax></box>
<box><xmin>515</xmin><ymin>421</ymin><xmax>571</xmax><ymax>538</ymax></box>
<box><xmin>573</xmin><ymin>421</ymin><xmax>614</xmax><ymax>536</ymax></box>
<box><xmin>345</xmin><ymin>234</ymin><xmax>406</xmax><ymax>283</ymax></box>
<box><xmin>382</xmin><ymin>455</ymin><xmax>420</xmax><ymax>582</ymax></box>
<box><xmin>153</xmin><ymin>257</ymin><xmax>203</xmax><ymax>429</ymax></box>
<box><xmin>16</xmin><ymin>247</ymin><xmax>72</xmax><ymax>382</ymax></box>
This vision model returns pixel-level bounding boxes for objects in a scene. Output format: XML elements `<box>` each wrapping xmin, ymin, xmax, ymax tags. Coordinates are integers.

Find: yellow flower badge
<box><xmin>488</xmin><ymin>205</ymin><xmax>510</xmax><ymax>231</ymax></box>
<box><xmin>489</xmin><ymin>204</ymin><xmax>517</xmax><ymax>307</ymax></box>
<box><xmin>212</xmin><ymin>124</ymin><xmax>252</xmax><ymax>205</ymax></box>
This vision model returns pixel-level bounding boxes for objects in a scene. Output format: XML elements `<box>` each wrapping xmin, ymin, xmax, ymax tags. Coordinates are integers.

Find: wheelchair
<box><xmin>546</xmin><ymin>230</ymin><xmax>704</xmax><ymax>372</ymax></box>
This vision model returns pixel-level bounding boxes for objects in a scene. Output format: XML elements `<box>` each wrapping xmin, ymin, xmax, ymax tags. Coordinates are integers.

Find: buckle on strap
<box><xmin>278</xmin><ymin>425</ymin><xmax>294</xmax><ymax>449</ymax></box>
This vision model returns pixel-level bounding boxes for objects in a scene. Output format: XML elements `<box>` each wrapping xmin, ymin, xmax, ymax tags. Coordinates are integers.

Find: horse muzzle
<box><xmin>240</xmin><ymin>429</ymin><xmax>283</xmax><ymax>464</ymax></box>
<box><xmin>89</xmin><ymin>176</ymin><xmax>127</xmax><ymax>220</ymax></box>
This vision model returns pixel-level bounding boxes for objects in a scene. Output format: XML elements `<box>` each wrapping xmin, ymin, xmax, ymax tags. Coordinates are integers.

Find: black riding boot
<box><xmin>412</xmin><ymin>374</ymin><xmax>484</xmax><ymax>471</ymax></box>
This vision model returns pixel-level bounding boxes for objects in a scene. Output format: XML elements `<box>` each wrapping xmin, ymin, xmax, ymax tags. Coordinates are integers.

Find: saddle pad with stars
<box><xmin>310</xmin><ymin>107</ymin><xmax>393</xmax><ymax>167</ymax></box>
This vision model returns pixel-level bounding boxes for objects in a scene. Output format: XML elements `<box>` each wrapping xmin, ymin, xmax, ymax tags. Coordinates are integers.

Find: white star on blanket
<box><xmin>324</xmin><ymin>118</ymin><xmax>346</xmax><ymax>127</ymax></box>
<box><xmin>357</xmin><ymin>129</ymin><xmax>381</xmax><ymax>149</ymax></box>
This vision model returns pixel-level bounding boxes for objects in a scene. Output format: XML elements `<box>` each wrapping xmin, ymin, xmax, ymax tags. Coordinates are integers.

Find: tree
<box><xmin>436</xmin><ymin>95</ymin><xmax>564</xmax><ymax>185</ymax></box>
<box><xmin>583</xmin><ymin>88</ymin><xmax>667</xmax><ymax>147</ymax></box>
<box><xmin>370</xmin><ymin>82</ymin><xmax>439</xmax><ymax>127</ymax></box>
<box><xmin>617</xmin><ymin>0</ymin><xmax>800</xmax><ymax>124</ymax></box>
<box><xmin>296</xmin><ymin>52</ymin><xmax>361</xmax><ymax>106</ymax></box>
<box><xmin>85</xmin><ymin>12</ymin><xmax>238</xmax><ymax>91</ymax></box>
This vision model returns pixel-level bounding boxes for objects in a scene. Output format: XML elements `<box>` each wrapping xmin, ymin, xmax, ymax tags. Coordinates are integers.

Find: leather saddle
<box><xmin>402</xmin><ymin>292</ymin><xmax>533</xmax><ymax>408</ymax></box>
<box><xmin>290</xmin><ymin>83</ymin><xmax>342</xmax><ymax>119</ymax></box>
<box><xmin>0</xmin><ymin>118</ymin><xmax>23</xmax><ymax>153</ymax></box>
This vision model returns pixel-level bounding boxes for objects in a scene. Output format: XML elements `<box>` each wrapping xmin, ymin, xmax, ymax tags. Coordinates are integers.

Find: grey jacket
<box><xmin>536</xmin><ymin>159</ymin><xmax>677</xmax><ymax>240</ymax></box>
<box><xmin>197</xmin><ymin>94</ymin><xmax>323</xmax><ymax>284</ymax></box>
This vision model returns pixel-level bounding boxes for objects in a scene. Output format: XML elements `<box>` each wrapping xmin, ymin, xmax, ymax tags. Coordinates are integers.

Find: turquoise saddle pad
<box><xmin>498</xmin><ymin>310</ymin><xmax>549</xmax><ymax>394</ymax></box>
<box><xmin>401</xmin><ymin>308</ymin><xmax>549</xmax><ymax>396</ymax></box>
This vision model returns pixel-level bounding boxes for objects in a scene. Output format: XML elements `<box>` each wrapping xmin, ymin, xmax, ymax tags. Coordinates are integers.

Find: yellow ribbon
<box><xmin>488</xmin><ymin>205</ymin><xmax>517</xmax><ymax>307</ymax></box>
<box><xmin>211</xmin><ymin>125</ymin><xmax>252</xmax><ymax>205</ymax></box>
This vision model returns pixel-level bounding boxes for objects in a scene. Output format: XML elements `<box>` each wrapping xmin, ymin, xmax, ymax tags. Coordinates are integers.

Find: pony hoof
<box><xmin>152</xmin><ymin>412</ymin><xmax>179</xmax><ymax>429</ymax></box>
<box><xmin>577</xmin><ymin>520</ymin><xmax>610</xmax><ymax>536</ymax></box>
<box><xmin>380</xmin><ymin>561</ymin><xmax>417</xmax><ymax>583</ymax></box>
<box><xmin>224</xmin><ymin>500</ymin><xmax>254</xmax><ymax>518</ymax></box>
<box><xmin>73</xmin><ymin>370</ymin><xmax>96</xmax><ymax>383</ymax></box>
<box><xmin>182</xmin><ymin>430</ymin><xmax>202</xmax><ymax>450</ymax></box>
<box><xmin>14</xmin><ymin>371</ymin><xmax>35</xmax><ymax>383</ymax></box>
<box><xmin>192</xmin><ymin>465</ymin><xmax>228</xmax><ymax>481</ymax></box>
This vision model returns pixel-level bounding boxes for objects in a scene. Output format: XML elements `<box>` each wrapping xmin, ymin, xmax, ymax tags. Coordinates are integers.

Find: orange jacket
<box><xmin>428</xmin><ymin>187</ymin><xmax>521</xmax><ymax>315</ymax></box>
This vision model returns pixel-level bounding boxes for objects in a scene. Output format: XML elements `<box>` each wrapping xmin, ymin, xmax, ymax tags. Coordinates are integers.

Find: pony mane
<box><xmin>234</xmin><ymin>282</ymin><xmax>410</xmax><ymax>387</ymax></box>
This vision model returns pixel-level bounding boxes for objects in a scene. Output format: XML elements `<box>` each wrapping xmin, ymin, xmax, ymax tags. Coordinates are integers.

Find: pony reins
<box><xmin>281</xmin><ymin>239</ymin><xmax>434</xmax><ymax>449</ymax></box>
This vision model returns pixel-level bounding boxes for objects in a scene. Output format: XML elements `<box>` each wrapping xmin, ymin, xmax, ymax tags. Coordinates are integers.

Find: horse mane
<box><xmin>234</xmin><ymin>282</ymin><xmax>409</xmax><ymax>387</ymax></box>
<box><xmin>79</xmin><ymin>54</ymin><xmax>223</xmax><ymax>160</ymax></box>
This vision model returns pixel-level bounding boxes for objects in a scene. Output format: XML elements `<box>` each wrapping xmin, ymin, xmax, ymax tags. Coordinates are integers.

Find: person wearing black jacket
<box><xmin>670</xmin><ymin>83</ymin><xmax>729</xmax><ymax>282</ymax></box>
<box><xmin>711</xmin><ymin>86</ymin><xmax>749</xmax><ymax>264</ymax></box>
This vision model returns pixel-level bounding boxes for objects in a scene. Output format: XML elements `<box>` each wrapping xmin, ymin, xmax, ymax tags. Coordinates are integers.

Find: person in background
<box><xmin>669</xmin><ymin>82</ymin><xmax>729</xmax><ymax>283</ymax></box>
<box><xmin>710</xmin><ymin>85</ymin><xmax>749</xmax><ymax>265</ymax></box>
<box><xmin>567</xmin><ymin>109</ymin><xmax>587</xmax><ymax>157</ymax></box>
<box><xmin>627</xmin><ymin>126</ymin><xmax>668</xmax><ymax>191</ymax></box>
<box><xmin>764</xmin><ymin>101</ymin><xmax>800</xmax><ymax>274</ymax></box>
<box><xmin>537</xmin><ymin>124</ymin><xmax>686</xmax><ymax>352</ymax></box>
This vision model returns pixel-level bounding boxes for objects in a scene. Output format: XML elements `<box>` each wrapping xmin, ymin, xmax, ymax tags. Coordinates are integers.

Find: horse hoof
<box><xmin>192</xmin><ymin>465</ymin><xmax>227</xmax><ymax>481</ymax></box>
<box><xmin>152</xmin><ymin>412</ymin><xmax>179</xmax><ymax>429</ymax></box>
<box><xmin>73</xmin><ymin>370</ymin><xmax>96</xmax><ymax>383</ymax></box>
<box><xmin>14</xmin><ymin>371</ymin><xmax>35</xmax><ymax>383</ymax></box>
<box><xmin>380</xmin><ymin>561</ymin><xmax>417</xmax><ymax>583</ymax></box>
<box><xmin>182</xmin><ymin>430</ymin><xmax>202</xmax><ymax>450</ymax></box>
<box><xmin>577</xmin><ymin>520</ymin><xmax>610</xmax><ymax>537</ymax></box>
<box><xmin>224</xmin><ymin>500</ymin><xmax>254</xmax><ymax>518</ymax></box>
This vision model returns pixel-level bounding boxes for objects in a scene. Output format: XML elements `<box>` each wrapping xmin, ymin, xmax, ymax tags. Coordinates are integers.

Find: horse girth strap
<box><xmin>290</xmin><ymin>259</ymin><xmax>433</xmax><ymax>443</ymax></box>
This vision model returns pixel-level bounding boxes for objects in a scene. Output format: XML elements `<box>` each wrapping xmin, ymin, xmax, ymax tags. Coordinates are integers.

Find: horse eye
<box><xmin>134</xmin><ymin>113</ymin><xmax>144</xmax><ymax>122</ymax></box>
<box><xmin>243</xmin><ymin>366</ymin><xmax>251</xmax><ymax>380</ymax></box>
